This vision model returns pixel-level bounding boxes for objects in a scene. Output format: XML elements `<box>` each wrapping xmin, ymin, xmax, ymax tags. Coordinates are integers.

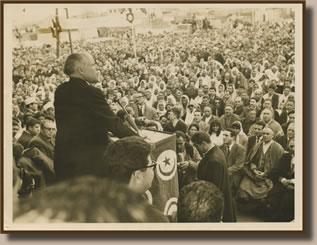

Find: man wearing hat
<box><xmin>42</xmin><ymin>102</ymin><xmax>55</xmax><ymax>118</ymax></box>
<box><xmin>24</xmin><ymin>97</ymin><xmax>38</xmax><ymax>115</ymax></box>
<box><xmin>54</xmin><ymin>53</ymin><xmax>137</xmax><ymax>182</ymax></box>
<box><xmin>263</xmin><ymin>84</ymin><xmax>279</xmax><ymax>110</ymax></box>
<box><xmin>132</xmin><ymin>91</ymin><xmax>157</xmax><ymax>120</ymax></box>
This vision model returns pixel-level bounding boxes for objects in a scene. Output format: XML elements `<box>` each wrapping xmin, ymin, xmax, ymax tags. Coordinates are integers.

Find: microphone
<box><xmin>114</xmin><ymin>97</ymin><xmax>140</xmax><ymax>136</ymax></box>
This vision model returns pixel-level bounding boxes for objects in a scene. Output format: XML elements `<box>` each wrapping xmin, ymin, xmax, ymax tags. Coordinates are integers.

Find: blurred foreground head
<box><xmin>178</xmin><ymin>180</ymin><xmax>224</xmax><ymax>222</ymax></box>
<box><xmin>14</xmin><ymin>176</ymin><xmax>166</xmax><ymax>223</ymax></box>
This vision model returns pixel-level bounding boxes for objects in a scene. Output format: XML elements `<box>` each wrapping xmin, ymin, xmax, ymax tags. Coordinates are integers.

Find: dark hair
<box><xmin>178</xmin><ymin>180</ymin><xmax>224</xmax><ymax>222</ymax></box>
<box><xmin>209</xmin><ymin>119</ymin><xmax>221</xmax><ymax>136</ymax></box>
<box><xmin>171</xmin><ymin>107</ymin><xmax>182</xmax><ymax>119</ymax></box>
<box><xmin>191</xmin><ymin>131</ymin><xmax>211</xmax><ymax>145</ymax></box>
<box><xmin>116</xmin><ymin>110</ymin><xmax>127</xmax><ymax>121</ymax></box>
<box><xmin>255</xmin><ymin>120</ymin><xmax>266</xmax><ymax>128</ymax></box>
<box><xmin>224</xmin><ymin>128</ymin><xmax>237</xmax><ymax>137</ymax></box>
<box><xmin>103</xmin><ymin>136</ymin><xmax>152</xmax><ymax>184</ymax></box>
<box><xmin>63</xmin><ymin>53</ymin><xmax>86</xmax><ymax>76</ymax></box>
<box><xmin>188</xmin><ymin>123</ymin><xmax>199</xmax><ymax>133</ymax></box>
<box><xmin>175</xmin><ymin>130</ymin><xmax>186</xmax><ymax>140</ymax></box>
<box><xmin>288</xmin><ymin>109</ymin><xmax>295</xmax><ymax>115</ymax></box>
<box><xmin>25</xmin><ymin>118</ymin><xmax>41</xmax><ymax>129</ymax></box>
<box><xmin>14</xmin><ymin>176</ymin><xmax>167</xmax><ymax>223</ymax></box>
<box><xmin>268</xmin><ymin>83</ymin><xmax>276</xmax><ymax>90</ymax></box>
<box><xmin>44</xmin><ymin>115</ymin><xmax>55</xmax><ymax>122</ymax></box>
<box><xmin>34</xmin><ymin>111</ymin><xmax>45</xmax><ymax>120</ymax></box>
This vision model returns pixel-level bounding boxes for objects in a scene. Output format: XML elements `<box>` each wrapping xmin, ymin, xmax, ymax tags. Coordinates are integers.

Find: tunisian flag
<box><xmin>141</xmin><ymin>130</ymin><xmax>179</xmax><ymax>222</ymax></box>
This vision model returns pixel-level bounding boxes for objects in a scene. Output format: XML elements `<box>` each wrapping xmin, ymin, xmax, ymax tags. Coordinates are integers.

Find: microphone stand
<box><xmin>115</xmin><ymin>99</ymin><xmax>140</xmax><ymax>136</ymax></box>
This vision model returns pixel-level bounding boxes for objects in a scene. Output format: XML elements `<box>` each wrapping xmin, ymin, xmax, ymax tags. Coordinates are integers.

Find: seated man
<box><xmin>220</xmin><ymin>128</ymin><xmax>246</xmax><ymax>197</ymax></box>
<box><xmin>239</xmin><ymin>128</ymin><xmax>284</xmax><ymax>202</ymax></box>
<box><xmin>14</xmin><ymin>176</ymin><xmax>167</xmax><ymax>223</ymax></box>
<box><xmin>178</xmin><ymin>180</ymin><xmax>224</xmax><ymax>222</ymax></box>
<box><xmin>276</xmin><ymin>123</ymin><xmax>295</xmax><ymax>151</ymax></box>
<box><xmin>267</xmin><ymin>139</ymin><xmax>295</xmax><ymax>222</ymax></box>
<box><xmin>17</xmin><ymin>118</ymin><xmax>41</xmax><ymax>149</ymax></box>
<box><xmin>28</xmin><ymin>118</ymin><xmax>56</xmax><ymax>160</ymax></box>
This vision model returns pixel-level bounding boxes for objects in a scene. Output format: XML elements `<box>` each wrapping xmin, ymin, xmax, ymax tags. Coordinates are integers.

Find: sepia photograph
<box><xmin>2</xmin><ymin>0</ymin><xmax>304</xmax><ymax>232</ymax></box>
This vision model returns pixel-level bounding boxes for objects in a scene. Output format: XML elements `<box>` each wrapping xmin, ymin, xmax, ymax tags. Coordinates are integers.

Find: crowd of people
<box><xmin>12</xmin><ymin>18</ymin><xmax>296</xmax><ymax>223</ymax></box>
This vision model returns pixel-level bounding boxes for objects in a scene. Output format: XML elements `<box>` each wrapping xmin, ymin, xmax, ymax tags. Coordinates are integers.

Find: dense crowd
<box><xmin>12</xmin><ymin>19</ymin><xmax>296</xmax><ymax>223</ymax></box>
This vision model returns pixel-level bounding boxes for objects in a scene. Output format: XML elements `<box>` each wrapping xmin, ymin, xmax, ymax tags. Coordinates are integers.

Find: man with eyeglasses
<box><xmin>103</xmin><ymin>136</ymin><xmax>168</xmax><ymax>222</ymax></box>
<box><xmin>28</xmin><ymin>118</ymin><xmax>56</xmax><ymax>160</ymax></box>
<box><xmin>103</xmin><ymin>136</ymin><xmax>157</xmax><ymax>195</ymax></box>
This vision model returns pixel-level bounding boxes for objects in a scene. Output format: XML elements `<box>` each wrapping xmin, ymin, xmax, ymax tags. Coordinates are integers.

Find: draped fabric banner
<box><xmin>141</xmin><ymin>130</ymin><xmax>179</xmax><ymax>222</ymax></box>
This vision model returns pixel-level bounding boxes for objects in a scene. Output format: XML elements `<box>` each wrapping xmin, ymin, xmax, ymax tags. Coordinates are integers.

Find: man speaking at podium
<box><xmin>54</xmin><ymin>53</ymin><xmax>137</xmax><ymax>182</ymax></box>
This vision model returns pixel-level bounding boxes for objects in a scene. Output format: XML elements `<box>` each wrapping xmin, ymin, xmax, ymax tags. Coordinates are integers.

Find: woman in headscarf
<box><xmin>158</xmin><ymin>81</ymin><xmax>166</xmax><ymax>92</ymax></box>
<box><xmin>231</xmin><ymin>121</ymin><xmax>248</xmax><ymax>150</ymax></box>
<box><xmin>217</xmin><ymin>84</ymin><xmax>225</xmax><ymax>98</ymax></box>
<box><xmin>180</xmin><ymin>95</ymin><xmax>190</xmax><ymax>120</ymax></box>
<box><xmin>156</xmin><ymin>100</ymin><xmax>167</xmax><ymax>118</ymax></box>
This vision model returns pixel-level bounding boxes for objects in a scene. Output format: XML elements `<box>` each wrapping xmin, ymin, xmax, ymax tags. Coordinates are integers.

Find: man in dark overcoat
<box><xmin>191</xmin><ymin>131</ymin><xmax>236</xmax><ymax>222</ymax></box>
<box><xmin>54</xmin><ymin>53</ymin><xmax>136</xmax><ymax>181</ymax></box>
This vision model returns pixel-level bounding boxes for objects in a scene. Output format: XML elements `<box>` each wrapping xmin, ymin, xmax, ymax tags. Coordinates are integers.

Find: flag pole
<box><xmin>64</xmin><ymin>8</ymin><xmax>73</xmax><ymax>54</ymax></box>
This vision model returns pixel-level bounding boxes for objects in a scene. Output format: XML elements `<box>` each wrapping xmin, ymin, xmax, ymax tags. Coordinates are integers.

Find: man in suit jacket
<box><xmin>219</xmin><ymin>104</ymin><xmax>240</xmax><ymax>130</ymax></box>
<box><xmin>246</xmin><ymin>120</ymin><xmax>266</xmax><ymax>155</ymax></box>
<box><xmin>54</xmin><ymin>53</ymin><xmax>137</xmax><ymax>182</ymax></box>
<box><xmin>263</xmin><ymin>84</ymin><xmax>279</xmax><ymax>110</ymax></box>
<box><xmin>192</xmin><ymin>131</ymin><xmax>236</xmax><ymax>222</ymax></box>
<box><xmin>267</xmin><ymin>139</ymin><xmax>295</xmax><ymax>222</ymax></box>
<box><xmin>28</xmin><ymin>119</ymin><xmax>56</xmax><ymax>160</ymax></box>
<box><xmin>18</xmin><ymin>118</ymin><xmax>41</xmax><ymax>149</ymax></box>
<box><xmin>132</xmin><ymin>92</ymin><xmax>157</xmax><ymax>120</ymax></box>
<box><xmin>276</xmin><ymin>122</ymin><xmax>295</xmax><ymax>151</ymax></box>
<box><xmin>220</xmin><ymin>129</ymin><xmax>246</xmax><ymax>196</ymax></box>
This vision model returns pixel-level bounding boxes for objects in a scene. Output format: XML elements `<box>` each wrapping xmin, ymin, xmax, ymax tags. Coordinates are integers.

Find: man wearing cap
<box><xmin>42</xmin><ymin>102</ymin><xmax>55</xmax><ymax>118</ymax></box>
<box><xmin>219</xmin><ymin>104</ymin><xmax>240</xmax><ymax>130</ymax></box>
<box><xmin>24</xmin><ymin>97</ymin><xmax>38</xmax><ymax>115</ymax></box>
<box><xmin>263</xmin><ymin>84</ymin><xmax>279</xmax><ymax>110</ymax></box>
<box><xmin>132</xmin><ymin>91</ymin><xmax>157</xmax><ymax>120</ymax></box>
<box><xmin>54</xmin><ymin>53</ymin><xmax>137</xmax><ymax>182</ymax></box>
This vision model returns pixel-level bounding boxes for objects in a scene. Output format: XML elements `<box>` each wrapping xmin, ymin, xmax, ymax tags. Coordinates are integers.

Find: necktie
<box><xmin>138</xmin><ymin>105</ymin><xmax>143</xmax><ymax>116</ymax></box>
<box><xmin>256</xmin><ymin>136</ymin><xmax>259</xmax><ymax>144</ymax></box>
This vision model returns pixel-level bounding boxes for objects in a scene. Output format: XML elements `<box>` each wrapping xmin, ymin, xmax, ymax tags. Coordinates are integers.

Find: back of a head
<box><xmin>178</xmin><ymin>180</ymin><xmax>224</xmax><ymax>222</ymax></box>
<box><xmin>103</xmin><ymin>136</ymin><xmax>151</xmax><ymax>184</ymax></box>
<box><xmin>191</xmin><ymin>131</ymin><xmax>211</xmax><ymax>145</ymax></box>
<box><xmin>25</xmin><ymin>117</ymin><xmax>40</xmax><ymax>129</ymax></box>
<box><xmin>14</xmin><ymin>176</ymin><xmax>165</xmax><ymax>223</ymax></box>
<box><xmin>63</xmin><ymin>53</ymin><xmax>86</xmax><ymax>76</ymax></box>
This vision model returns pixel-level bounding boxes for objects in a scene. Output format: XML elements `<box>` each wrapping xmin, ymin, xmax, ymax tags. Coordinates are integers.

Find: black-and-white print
<box><xmin>3</xmin><ymin>2</ymin><xmax>304</xmax><ymax>231</ymax></box>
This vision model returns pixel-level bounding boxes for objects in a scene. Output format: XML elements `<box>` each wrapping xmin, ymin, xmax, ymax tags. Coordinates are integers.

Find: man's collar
<box><xmin>263</xmin><ymin>140</ymin><xmax>273</xmax><ymax>145</ymax></box>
